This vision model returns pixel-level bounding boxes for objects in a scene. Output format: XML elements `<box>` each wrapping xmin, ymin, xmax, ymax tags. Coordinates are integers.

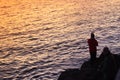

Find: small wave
<box><xmin>0</xmin><ymin>6</ymin><xmax>11</xmax><ymax>9</ymax></box>
<box><xmin>75</xmin><ymin>20</ymin><xmax>91</xmax><ymax>26</ymax></box>
<box><xmin>19</xmin><ymin>67</ymin><xmax>38</xmax><ymax>75</ymax></box>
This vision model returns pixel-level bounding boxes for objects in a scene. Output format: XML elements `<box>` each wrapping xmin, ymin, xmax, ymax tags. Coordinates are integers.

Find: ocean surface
<box><xmin>0</xmin><ymin>0</ymin><xmax>120</xmax><ymax>80</ymax></box>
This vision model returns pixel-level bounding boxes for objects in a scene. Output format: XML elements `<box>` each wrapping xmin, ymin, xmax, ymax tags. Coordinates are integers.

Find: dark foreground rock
<box><xmin>58</xmin><ymin>54</ymin><xmax>120</xmax><ymax>80</ymax></box>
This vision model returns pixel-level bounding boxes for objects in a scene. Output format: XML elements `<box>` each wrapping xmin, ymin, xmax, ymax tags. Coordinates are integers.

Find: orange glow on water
<box><xmin>0</xmin><ymin>0</ymin><xmax>119</xmax><ymax>43</ymax></box>
<box><xmin>0</xmin><ymin>0</ymin><xmax>120</xmax><ymax>40</ymax></box>
<box><xmin>0</xmin><ymin>0</ymin><xmax>120</xmax><ymax>79</ymax></box>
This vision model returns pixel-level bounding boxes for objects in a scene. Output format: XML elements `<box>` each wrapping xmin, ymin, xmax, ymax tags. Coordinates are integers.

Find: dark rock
<box><xmin>57</xmin><ymin>54</ymin><xmax>120</xmax><ymax>80</ymax></box>
<box><xmin>58</xmin><ymin>69</ymin><xmax>82</xmax><ymax>80</ymax></box>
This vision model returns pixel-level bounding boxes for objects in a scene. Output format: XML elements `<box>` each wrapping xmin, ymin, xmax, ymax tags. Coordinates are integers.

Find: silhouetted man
<box><xmin>99</xmin><ymin>47</ymin><xmax>117</xmax><ymax>80</ymax></box>
<box><xmin>88</xmin><ymin>33</ymin><xmax>98</xmax><ymax>61</ymax></box>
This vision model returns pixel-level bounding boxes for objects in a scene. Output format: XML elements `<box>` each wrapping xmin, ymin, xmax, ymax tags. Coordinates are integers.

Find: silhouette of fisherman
<box><xmin>88</xmin><ymin>33</ymin><xmax>98</xmax><ymax>61</ymax></box>
<box><xmin>99</xmin><ymin>47</ymin><xmax>117</xmax><ymax>80</ymax></box>
<box><xmin>99</xmin><ymin>47</ymin><xmax>111</xmax><ymax>61</ymax></box>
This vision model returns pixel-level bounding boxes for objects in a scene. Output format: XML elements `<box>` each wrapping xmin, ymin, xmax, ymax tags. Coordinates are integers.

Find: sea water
<box><xmin>0</xmin><ymin>0</ymin><xmax>120</xmax><ymax>80</ymax></box>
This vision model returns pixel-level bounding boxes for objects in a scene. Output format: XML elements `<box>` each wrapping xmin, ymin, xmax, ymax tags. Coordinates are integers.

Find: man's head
<box><xmin>103</xmin><ymin>46</ymin><xmax>111</xmax><ymax>55</ymax></box>
<box><xmin>91</xmin><ymin>33</ymin><xmax>95</xmax><ymax>39</ymax></box>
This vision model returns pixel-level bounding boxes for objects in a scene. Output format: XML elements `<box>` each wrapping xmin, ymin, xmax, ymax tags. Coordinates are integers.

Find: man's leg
<box><xmin>90</xmin><ymin>52</ymin><xmax>96</xmax><ymax>61</ymax></box>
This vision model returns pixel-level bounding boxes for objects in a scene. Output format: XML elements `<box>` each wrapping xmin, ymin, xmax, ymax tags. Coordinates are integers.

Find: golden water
<box><xmin>0</xmin><ymin>0</ymin><xmax>120</xmax><ymax>79</ymax></box>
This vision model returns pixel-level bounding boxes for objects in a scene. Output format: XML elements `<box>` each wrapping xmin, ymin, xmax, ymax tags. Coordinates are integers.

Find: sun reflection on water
<box><xmin>0</xmin><ymin>0</ymin><xmax>120</xmax><ymax>79</ymax></box>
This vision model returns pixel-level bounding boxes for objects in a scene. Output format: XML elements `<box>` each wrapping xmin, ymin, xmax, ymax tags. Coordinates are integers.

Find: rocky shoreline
<box><xmin>58</xmin><ymin>48</ymin><xmax>120</xmax><ymax>80</ymax></box>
